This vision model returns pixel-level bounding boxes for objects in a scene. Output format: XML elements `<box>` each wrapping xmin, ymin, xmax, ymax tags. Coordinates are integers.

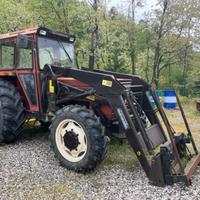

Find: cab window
<box><xmin>38</xmin><ymin>37</ymin><xmax>76</xmax><ymax>69</ymax></box>
<box><xmin>0</xmin><ymin>42</ymin><xmax>14</xmax><ymax>69</ymax></box>
<box><xmin>17</xmin><ymin>47</ymin><xmax>32</xmax><ymax>69</ymax></box>
<box><xmin>16</xmin><ymin>40</ymin><xmax>33</xmax><ymax>69</ymax></box>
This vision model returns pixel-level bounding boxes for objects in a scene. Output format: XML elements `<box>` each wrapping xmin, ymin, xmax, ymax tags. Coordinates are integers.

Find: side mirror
<box><xmin>16</xmin><ymin>34</ymin><xmax>28</xmax><ymax>48</ymax></box>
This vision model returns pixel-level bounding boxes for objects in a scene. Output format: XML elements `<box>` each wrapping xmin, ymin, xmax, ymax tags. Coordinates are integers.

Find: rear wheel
<box><xmin>0</xmin><ymin>79</ymin><xmax>26</xmax><ymax>144</ymax></box>
<box><xmin>50</xmin><ymin>105</ymin><xmax>107</xmax><ymax>173</ymax></box>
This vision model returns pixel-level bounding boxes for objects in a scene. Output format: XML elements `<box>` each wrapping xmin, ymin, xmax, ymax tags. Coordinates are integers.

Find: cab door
<box><xmin>15</xmin><ymin>36</ymin><xmax>40</xmax><ymax>112</ymax></box>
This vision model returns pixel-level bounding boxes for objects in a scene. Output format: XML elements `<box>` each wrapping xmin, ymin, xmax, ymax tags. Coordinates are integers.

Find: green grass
<box><xmin>99</xmin><ymin>137</ymin><xmax>138</xmax><ymax>171</ymax></box>
<box><xmin>26</xmin><ymin>182</ymin><xmax>78</xmax><ymax>200</ymax></box>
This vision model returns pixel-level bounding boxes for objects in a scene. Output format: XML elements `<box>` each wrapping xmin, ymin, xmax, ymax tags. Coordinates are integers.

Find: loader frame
<box><xmin>45</xmin><ymin>65</ymin><xmax>200</xmax><ymax>186</ymax></box>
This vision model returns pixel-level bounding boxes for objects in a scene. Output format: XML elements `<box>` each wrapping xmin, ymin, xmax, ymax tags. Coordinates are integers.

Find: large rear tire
<box><xmin>50</xmin><ymin>105</ymin><xmax>107</xmax><ymax>173</ymax></box>
<box><xmin>0</xmin><ymin>79</ymin><xmax>26</xmax><ymax>144</ymax></box>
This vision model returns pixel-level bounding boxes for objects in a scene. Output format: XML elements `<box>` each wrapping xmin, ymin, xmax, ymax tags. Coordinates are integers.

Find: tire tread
<box><xmin>0</xmin><ymin>79</ymin><xmax>26</xmax><ymax>143</ymax></box>
<box><xmin>50</xmin><ymin>105</ymin><xmax>107</xmax><ymax>173</ymax></box>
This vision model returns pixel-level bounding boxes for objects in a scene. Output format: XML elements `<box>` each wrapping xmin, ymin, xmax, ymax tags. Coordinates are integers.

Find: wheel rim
<box><xmin>55</xmin><ymin>119</ymin><xmax>87</xmax><ymax>162</ymax></box>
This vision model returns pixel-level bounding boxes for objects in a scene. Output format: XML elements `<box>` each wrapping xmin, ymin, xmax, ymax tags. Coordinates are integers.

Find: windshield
<box><xmin>38</xmin><ymin>37</ymin><xmax>76</xmax><ymax>69</ymax></box>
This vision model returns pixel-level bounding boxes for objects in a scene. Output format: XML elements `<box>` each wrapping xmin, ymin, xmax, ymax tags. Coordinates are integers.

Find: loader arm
<box><xmin>46</xmin><ymin>65</ymin><xmax>200</xmax><ymax>186</ymax></box>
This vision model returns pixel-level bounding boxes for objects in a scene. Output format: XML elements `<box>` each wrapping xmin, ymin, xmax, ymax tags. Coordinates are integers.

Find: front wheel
<box><xmin>50</xmin><ymin>105</ymin><xmax>107</xmax><ymax>173</ymax></box>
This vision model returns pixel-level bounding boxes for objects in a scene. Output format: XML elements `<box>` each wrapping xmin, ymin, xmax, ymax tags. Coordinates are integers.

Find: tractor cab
<box><xmin>0</xmin><ymin>27</ymin><xmax>77</xmax><ymax>113</ymax></box>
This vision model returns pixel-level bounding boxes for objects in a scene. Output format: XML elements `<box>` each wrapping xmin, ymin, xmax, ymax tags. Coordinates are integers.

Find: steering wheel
<box><xmin>43</xmin><ymin>64</ymin><xmax>62</xmax><ymax>79</ymax></box>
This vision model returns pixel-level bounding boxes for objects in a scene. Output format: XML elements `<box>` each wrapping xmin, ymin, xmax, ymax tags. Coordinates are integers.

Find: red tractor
<box><xmin>0</xmin><ymin>27</ymin><xmax>199</xmax><ymax>186</ymax></box>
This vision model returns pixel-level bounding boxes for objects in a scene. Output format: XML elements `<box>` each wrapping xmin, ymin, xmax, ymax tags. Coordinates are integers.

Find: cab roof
<box><xmin>0</xmin><ymin>27</ymin><xmax>75</xmax><ymax>42</ymax></box>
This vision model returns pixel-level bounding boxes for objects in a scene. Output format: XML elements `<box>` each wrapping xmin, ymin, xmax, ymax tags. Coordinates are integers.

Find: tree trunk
<box><xmin>152</xmin><ymin>0</ymin><xmax>169</xmax><ymax>86</ymax></box>
<box><xmin>130</xmin><ymin>47</ymin><xmax>136</xmax><ymax>74</ymax></box>
<box><xmin>89</xmin><ymin>0</ymin><xmax>99</xmax><ymax>70</ymax></box>
<box><xmin>145</xmin><ymin>45</ymin><xmax>150</xmax><ymax>83</ymax></box>
<box><xmin>128</xmin><ymin>0</ymin><xmax>136</xmax><ymax>75</ymax></box>
<box><xmin>182</xmin><ymin>21</ymin><xmax>191</xmax><ymax>96</ymax></box>
<box><xmin>152</xmin><ymin>44</ymin><xmax>161</xmax><ymax>86</ymax></box>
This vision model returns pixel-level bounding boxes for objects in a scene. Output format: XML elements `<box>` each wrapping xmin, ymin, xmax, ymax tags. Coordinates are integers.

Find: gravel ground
<box><xmin>1</xmin><ymin>103</ymin><xmax>200</xmax><ymax>200</ymax></box>
<box><xmin>0</xmin><ymin>126</ymin><xmax>200</xmax><ymax>200</ymax></box>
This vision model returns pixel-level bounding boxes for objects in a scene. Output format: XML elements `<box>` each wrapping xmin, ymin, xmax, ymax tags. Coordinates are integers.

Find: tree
<box><xmin>88</xmin><ymin>0</ymin><xmax>99</xmax><ymax>69</ymax></box>
<box><xmin>0</xmin><ymin>0</ymin><xmax>36</xmax><ymax>33</ymax></box>
<box><xmin>126</xmin><ymin>0</ymin><xmax>143</xmax><ymax>75</ymax></box>
<box><xmin>151</xmin><ymin>0</ymin><xmax>169</xmax><ymax>86</ymax></box>
<box><xmin>148</xmin><ymin>0</ymin><xmax>197</xmax><ymax>86</ymax></box>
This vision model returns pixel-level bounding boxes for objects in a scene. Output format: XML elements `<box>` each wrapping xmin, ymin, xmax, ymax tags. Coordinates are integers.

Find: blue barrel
<box><xmin>164</xmin><ymin>90</ymin><xmax>176</xmax><ymax>109</ymax></box>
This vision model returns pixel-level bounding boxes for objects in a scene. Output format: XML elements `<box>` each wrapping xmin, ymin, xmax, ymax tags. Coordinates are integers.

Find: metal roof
<box><xmin>0</xmin><ymin>27</ymin><xmax>38</xmax><ymax>40</ymax></box>
<box><xmin>0</xmin><ymin>27</ymin><xmax>75</xmax><ymax>42</ymax></box>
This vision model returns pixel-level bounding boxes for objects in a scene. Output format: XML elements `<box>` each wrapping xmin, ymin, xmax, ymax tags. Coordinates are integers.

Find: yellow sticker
<box><xmin>86</xmin><ymin>95</ymin><xmax>95</xmax><ymax>101</ymax></box>
<box><xmin>102</xmin><ymin>80</ymin><xmax>112</xmax><ymax>87</ymax></box>
<box><xmin>49</xmin><ymin>80</ymin><xmax>55</xmax><ymax>93</ymax></box>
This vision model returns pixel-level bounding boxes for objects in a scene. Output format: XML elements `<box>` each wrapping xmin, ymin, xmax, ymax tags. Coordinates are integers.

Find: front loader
<box><xmin>0</xmin><ymin>27</ymin><xmax>199</xmax><ymax>187</ymax></box>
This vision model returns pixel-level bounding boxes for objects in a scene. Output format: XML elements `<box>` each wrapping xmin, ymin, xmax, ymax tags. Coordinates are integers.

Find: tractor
<box><xmin>0</xmin><ymin>27</ymin><xmax>199</xmax><ymax>186</ymax></box>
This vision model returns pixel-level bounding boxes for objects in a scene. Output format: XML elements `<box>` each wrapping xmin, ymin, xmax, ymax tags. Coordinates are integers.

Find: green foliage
<box><xmin>0</xmin><ymin>0</ymin><xmax>200</xmax><ymax>96</ymax></box>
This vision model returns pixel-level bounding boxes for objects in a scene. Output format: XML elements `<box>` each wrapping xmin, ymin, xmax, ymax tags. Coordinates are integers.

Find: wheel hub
<box><xmin>63</xmin><ymin>130</ymin><xmax>80</xmax><ymax>151</ymax></box>
<box><xmin>55</xmin><ymin>119</ymin><xmax>88</xmax><ymax>162</ymax></box>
